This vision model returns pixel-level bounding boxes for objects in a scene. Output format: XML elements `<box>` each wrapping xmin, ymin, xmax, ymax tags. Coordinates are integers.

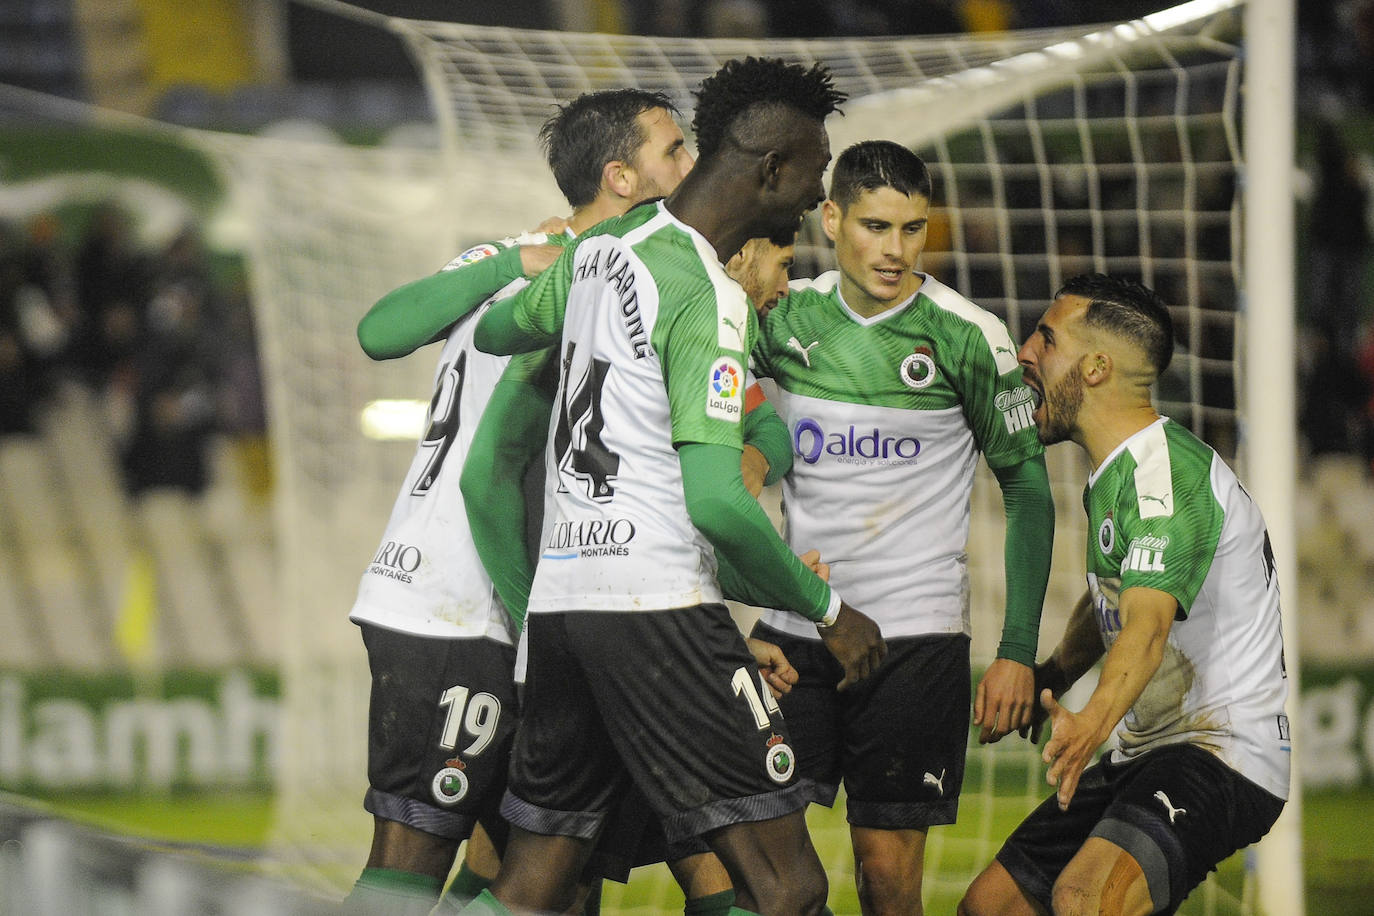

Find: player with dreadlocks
<box><xmin>458</xmin><ymin>57</ymin><xmax>886</xmax><ymax>916</ymax></box>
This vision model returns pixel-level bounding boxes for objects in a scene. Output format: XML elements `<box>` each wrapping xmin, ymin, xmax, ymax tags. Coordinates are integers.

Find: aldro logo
<box><xmin>765</xmin><ymin>733</ymin><xmax>796</xmax><ymax>784</ymax></box>
<box><xmin>793</xmin><ymin>418</ymin><xmax>920</xmax><ymax>466</ymax></box>
<box><xmin>369</xmin><ymin>541</ymin><xmax>422</xmax><ymax>584</ymax></box>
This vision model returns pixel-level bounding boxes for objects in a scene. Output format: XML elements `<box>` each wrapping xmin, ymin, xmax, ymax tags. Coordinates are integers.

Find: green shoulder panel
<box><xmin>1091</xmin><ymin>421</ymin><xmax>1223</xmax><ymax>614</ymax></box>
<box><xmin>637</xmin><ymin>223</ymin><xmax>750</xmax><ymax>449</ymax></box>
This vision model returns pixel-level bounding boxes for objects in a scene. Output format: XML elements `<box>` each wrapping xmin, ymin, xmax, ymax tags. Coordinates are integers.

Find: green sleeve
<box><xmin>474</xmin><ymin>244</ymin><xmax>575</xmax><ymax>355</ymax></box>
<box><xmin>742</xmin><ymin>399</ymin><xmax>792</xmax><ymax>487</ymax></box>
<box><xmin>714</xmin><ymin>549</ymin><xmax>769</xmax><ymax>608</ymax></box>
<box><xmin>357</xmin><ymin>245</ymin><xmax>524</xmax><ymax>360</ymax></box>
<box><xmin>679</xmin><ymin>442</ymin><xmax>831</xmax><ymax>621</ymax></box>
<box><xmin>991</xmin><ymin>453</ymin><xmax>1055</xmax><ymax>666</ymax></box>
<box><xmin>460</xmin><ymin>349</ymin><xmax>557</xmax><ymax>631</ymax></box>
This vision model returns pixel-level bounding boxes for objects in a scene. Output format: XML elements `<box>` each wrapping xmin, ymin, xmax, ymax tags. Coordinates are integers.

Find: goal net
<box><xmin>205</xmin><ymin>1</ymin><xmax>1283</xmax><ymax>911</ymax></box>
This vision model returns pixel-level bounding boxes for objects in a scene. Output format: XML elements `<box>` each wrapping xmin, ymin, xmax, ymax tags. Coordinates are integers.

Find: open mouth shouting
<box><xmin>1022</xmin><ymin>369</ymin><xmax>1045</xmax><ymax>416</ymax></box>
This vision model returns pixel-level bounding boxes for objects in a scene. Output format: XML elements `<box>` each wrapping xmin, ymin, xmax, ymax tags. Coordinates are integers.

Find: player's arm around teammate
<box><xmin>455</xmin><ymin>90</ymin><xmax>794</xmax><ymax>916</ymax></box>
<box><xmin>465</xmin><ymin>59</ymin><xmax>886</xmax><ymax>916</ymax></box>
<box><xmin>359</xmin><ymin>240</ymin><xmax>563</xmax><ymax>360</ymax></box>
<box><xmin>473</xmin><ymin>243</ymin><xmax>885</xmax><ymax>689</ymax></box>
<box><xmin>464</xmin><ymin>235</ymin><xmax>801</xmax><ymax>636</ymax></box>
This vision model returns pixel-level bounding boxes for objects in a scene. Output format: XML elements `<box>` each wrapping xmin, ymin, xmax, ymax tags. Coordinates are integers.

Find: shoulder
<box><xmin>761</xmin><ymin>273</ymin><xmax>835</xmax><ymax>334</ymax></box>
<box><xmin>917</xmin><ymin>275</ymin><xmax>1020</xmax><ymax>374</ymax></box>
<box><xmin>787</xmin><ymin>270</ymin><xmax>841</xmax><ymax>298</ymax></box>
<box><xmin>632</xmin><ymin>217</ymin><xmax>741</xmax><ymax>308</ymax></box>
<box><xmin>1119</xmin><ymin>420</ymin><xmax>1217</xmax><ymax>521</ymax></box>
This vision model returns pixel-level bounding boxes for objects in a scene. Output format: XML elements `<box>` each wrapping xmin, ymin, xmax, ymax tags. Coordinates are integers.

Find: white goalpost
<box><xmin>1242</xmin><ymin>1</ymin><xmax>1302</xmax><ymax>913</ymax></box>
<box><xmin>202</xmin><ymin>1</ymin><xmax>1301</xmax><ymax>911</ymax></box>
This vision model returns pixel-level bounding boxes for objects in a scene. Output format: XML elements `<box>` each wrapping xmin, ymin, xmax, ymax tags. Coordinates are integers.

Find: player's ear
<box><xmin>603</xmin><ymin>159</ymin><xmax>634</xmax><ymax>198</ymax></box>
<box><xmin>725</xmin><ymin>248</ymin><xmax>746</xmax><ymax>278</ymax></box>
<box><xmin>821</xmin><ymin>199</ymin><xmax>841</xmax><ymax>242</ymax></box>
<box><xmin>759</xmin><ymin>148</ymin><xmax>784</xmax><ymax>191</ymax></box>
<box><xmin>1083</xmin><ymin>350</ymin><xmax>1112</xmax><ymax>386</ymax></box>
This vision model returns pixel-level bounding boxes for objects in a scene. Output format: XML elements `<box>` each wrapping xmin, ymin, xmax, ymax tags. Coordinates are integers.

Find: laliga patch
<box><xmin>765</xmin><ymin>734</ymin><xmax>796</xmax><ymax>784</ymax></box>
<box><xmin>900</xmin><ymin>346</ymin><xmax>937</xmax><ymax>390</ymax></box>
<box><xmin>706</xmin><ymin>356</ymin><xmax>744</xmax><ymax>422</ymax></box>
<box><xmin>431</xmin><ymin>759</ymin><xmax>470</xmax><ymax>806</ymax></box>
<box><xmin>442</xmin><ymin>244</ymin><xmax>500</xmax><ymax>272</ymax></box>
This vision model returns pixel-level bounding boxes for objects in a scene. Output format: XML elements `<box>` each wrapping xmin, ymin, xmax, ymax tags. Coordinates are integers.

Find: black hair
<box><xmin>828</xmin><ymin>140</ymin><xmax>931</xmax><ymax>210</ymax></box>
<box><xmin>1056</xmin><ymin>273</ymin><xmax>1175</xmax><ymax>376</ymax></box>
<box><xmin>540</xmin><ymin>89</ymin><xmax>679</xmax><ymax>208</ymax></box>
<box><xmin>691</xmin><ymin>57</ymin><xmax>846</xmax><ymax>163</ymax></box>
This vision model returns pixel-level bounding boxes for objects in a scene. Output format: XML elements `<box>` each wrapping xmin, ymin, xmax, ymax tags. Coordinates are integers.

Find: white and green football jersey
<box><xmin>511</xmin><ymin>201</ymin><xmax>752</xmax><ymax>614</ymax></box>
<box><xmin>1086</xmin><ymin>418</ymin><xmax>1290</xmax><ymax>800</ymax></box>
<box><xmin>350</xmin><ymin>231</ymin><xmax>566</xmax><ymax>641</ymax></box>
<box><xmin>753</xmin><ymin>272</ymin><xmax>1043</xmax><ymax>641</ymax></box>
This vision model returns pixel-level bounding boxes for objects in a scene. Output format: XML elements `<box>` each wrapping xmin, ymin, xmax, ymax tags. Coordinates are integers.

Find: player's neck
<box><xmin>570</xmin><ymin>198</ymin><xmax>624</xmax><ymax>235</ymax></box>
<box><xmin>1079</xmin><ymin>400</ymin><xmax>1162</xmax><ymax>471</ymax></box>
<box><xmin>838</xmin><ymin>272</ymin><xmax>923</xmax><ymax>320</ymax></box>
<box><xmin>663</xmin><ymin>166</ymin><xmax>758</xmax><ymax>264</ymax></box>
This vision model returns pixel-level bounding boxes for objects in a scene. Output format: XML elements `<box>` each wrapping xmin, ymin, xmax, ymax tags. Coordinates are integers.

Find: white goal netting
<box><xmin>202</xmin><ymin>1</ymin><xmax>1272</xmax><ymax>911</ymax></box>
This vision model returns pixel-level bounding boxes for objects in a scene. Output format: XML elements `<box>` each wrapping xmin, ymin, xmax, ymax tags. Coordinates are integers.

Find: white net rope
<box><xmin>383</xmin><ymin>0</ymin><xmax>1245</xmax><ymax>449</ymax></box>
<box><xmin>191</xmin><ymin>128</ymin><xmax>458</xmax><ymax>888</ymax></box>
<box><xmin>197</xmin><ymin>1</ymin><xmax>1251</xmax><ymax>910</ymax></box>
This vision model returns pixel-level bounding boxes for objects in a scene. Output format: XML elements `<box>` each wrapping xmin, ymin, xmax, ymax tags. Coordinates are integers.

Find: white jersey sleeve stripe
<box><xmin>1127</xmin><ymin>420</ymin><xmax>1176</xmax><ymax>519</ymax></box>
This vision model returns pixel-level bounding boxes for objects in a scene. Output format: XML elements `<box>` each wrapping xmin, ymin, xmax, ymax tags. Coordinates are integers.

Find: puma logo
<box><xmin>995</xmin><ymin>345</ymin><xmax>1014</xmax><ymax>357</ymax></box>
<box><xmin>787</xmin><ymin>336</ymin><xmax>819</xmax><ymax>367</ymax></box>
<box><xmin>1153</xmin><ymin>790</ymin><xmax>1186</xmax><ymax>824</ymax></box>
<box><xmin>1140</xmin><ymin>493</ymin><xmax>1169</xmax><ymax>507</ymax></box>
<box><xmin>923</xmin><ymin>769</ymin><xmax>946</xmax><ymax>797</ymax></box>
<box><xmin>720</xmin><ymin>315</ymin><xmax>745</xmax><ymax>347</ymax></box>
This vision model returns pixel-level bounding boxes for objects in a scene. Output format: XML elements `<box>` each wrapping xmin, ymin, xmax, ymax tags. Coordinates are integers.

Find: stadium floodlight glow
<box><xmin>359</xmin><ymin>399</ymin><xmax>426</xmax><ymax>441</ymax></box>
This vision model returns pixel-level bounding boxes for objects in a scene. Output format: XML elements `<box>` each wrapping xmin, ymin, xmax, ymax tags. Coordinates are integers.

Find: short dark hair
<box><xmin>691</xmin><ymin>57</ymin><xmax>846</xmax><ymax>163</ymax></box>
<box><xmin>540</xmin><ymin>89</ymin><xmax>679</xmax><ymax>208</ymax></box>
<box><xmin>1056</xmin><ymin>273</ymin><xmax>1175</xmax><ymax>376</ymax></box>
<box><xmin>828</xmin><ymin>140</ymin><xmax>932</xmax><ymax>210</ymax></box>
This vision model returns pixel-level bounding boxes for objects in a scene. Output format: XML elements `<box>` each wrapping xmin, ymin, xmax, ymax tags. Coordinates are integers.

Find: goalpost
<box><xmin>206</xmin><ymin>1</ymin><xmax>1301</xmax><ymax>911</ymax></box>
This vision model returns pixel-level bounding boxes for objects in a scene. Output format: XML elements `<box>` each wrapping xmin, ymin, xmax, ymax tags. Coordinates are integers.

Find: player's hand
<box><xmin>533</xmin><ymin>215</ymin><xmax>571</xmax><ymax>235</ymax></box>
<box><xmin>519</xmin><ymin>243</ymin><xmax>563</xmax><ymax>277</ymax></box>
<box><xmin>1040</xmin><ymin>689</ymin><xmax>1104</xmax><ymax>810</ymax></box>
<box><xmin>974</xmin><ymin>658</ymin><xmax>1034</xmax><ymax>744</ymax></box>
<box><xmin>741</xmin><ymin>444</ymin><xmax>769</xmax><ymax>497</ymax></box>
<box><xmin>1017</xmin><ymin>660</ymin><xmax>1065</xmax><ymax>744</ymax></box>
<box><xmin>818</xmin><ymin>602</ymin><xmax>885</xmax><ymax>691</ymax></box>
<box><xmin>798</xmin><ymin>549</ymin><xmax>829</xmax><ymax>583</ymax></box>
<box><xmin>746</xmin><ymin>637</ymin><xmax>799</xmax><ymax>699</ymax></box>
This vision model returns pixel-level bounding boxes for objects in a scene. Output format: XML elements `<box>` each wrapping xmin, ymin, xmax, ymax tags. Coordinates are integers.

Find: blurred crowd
<box><xmin>553</xmin><ymin>0</ymin><xmax>1175</xmax><ymax>37</ymax></box>
<box><xmin>0</xmin><ymin>203</ymin><xmax>266</xmax><ymax>499</ymax></box>
<box><xmin>1296</xmin><ymin>0</ymin><xmax>1374</xmax><ymax>471</ymax></box>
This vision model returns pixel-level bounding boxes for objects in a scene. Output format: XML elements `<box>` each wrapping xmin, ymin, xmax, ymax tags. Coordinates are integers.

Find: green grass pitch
<box><xmin>27</xmin><ymin>787</ymin><xmax>1374</xmax><ymax>914</ymax></box>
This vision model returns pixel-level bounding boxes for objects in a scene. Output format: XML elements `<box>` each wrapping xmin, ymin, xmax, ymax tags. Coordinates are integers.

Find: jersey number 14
<box><xmin>554</xmin><ymin>342</ymin><xmax>622</xmax><ymax>502</ymax></box>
